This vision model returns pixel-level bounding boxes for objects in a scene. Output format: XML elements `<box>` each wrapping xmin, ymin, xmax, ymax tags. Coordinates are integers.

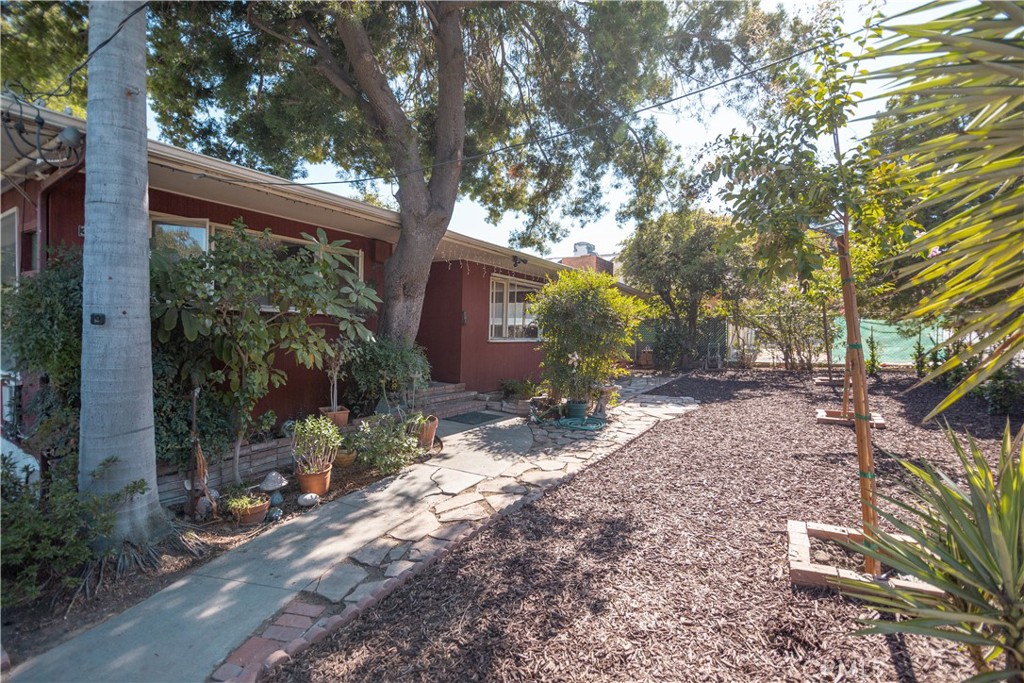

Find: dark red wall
<box><xmin>418</xmin><ymin>260</ymin><xmax>543</xmax><ymax>392</ymax></box>
<box><xmin>417</xmin><ymin>262</ymin><xmax>464</xmax><ymax>383</ymax></box>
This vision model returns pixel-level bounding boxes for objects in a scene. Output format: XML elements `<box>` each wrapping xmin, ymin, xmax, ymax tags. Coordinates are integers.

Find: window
<box><xmin>151</xmin><ymin>216</ymin><xmax>210</xmax><ymax>256</ymax></box>
<box><xmin>489</xmin><ymin>277</ymin><xmax>540</xmax><ymax>341</ymax></box>
<box><xmin>1</xmin><ymin>209</ymin><xmax>17</xmax><ymax>287</ymax></box>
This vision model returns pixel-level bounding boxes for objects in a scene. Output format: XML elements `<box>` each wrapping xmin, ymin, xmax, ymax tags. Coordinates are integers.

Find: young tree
<box><xmin>140</xmin><ymin>1</ymin><xmax>805</xmax><ymax>343</ymax></box>
<box><xmin>78</xmin><ymin>0</ymin><xmax>167</xmax><ymax>545</ymax></box>
<box><xmin>619</xmin><ymin>208</ymin><xmax>730</xmax><ymax>369</ymax></box>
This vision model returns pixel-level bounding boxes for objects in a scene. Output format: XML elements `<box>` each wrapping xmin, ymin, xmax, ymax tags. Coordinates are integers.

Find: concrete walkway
<box><xmin>7</xmin><ymin>376</ymin><xmax>696</xmax><ymax>683</ymax></box>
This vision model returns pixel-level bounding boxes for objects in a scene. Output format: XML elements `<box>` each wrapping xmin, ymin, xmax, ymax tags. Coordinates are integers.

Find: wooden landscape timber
<box><xmin>787</xmin><ymin>520</ymin><xmax>944</xmax><ymax>597</ymax></box>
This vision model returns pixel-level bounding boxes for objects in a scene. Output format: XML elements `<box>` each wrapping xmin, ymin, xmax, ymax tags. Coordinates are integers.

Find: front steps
<box><xmin>410</xmin><ymin>382</ymin><xmax>486</xmax><ymax>419</ymax></box>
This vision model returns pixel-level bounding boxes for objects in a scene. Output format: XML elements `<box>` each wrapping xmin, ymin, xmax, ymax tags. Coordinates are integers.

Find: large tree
<box><xmin>619</xmin><ymin>208</ymin><xmax>730</xmax><ymax>369</ymax></box>
<box><xmin>141</xmin><ymin>1</ymin><xmax>804</xmax><ymax>342</ymax></box>
<box><xmin>79</xmin><ymin>0</ymin><xmax>168</xmax><ymax>545</ymax></box>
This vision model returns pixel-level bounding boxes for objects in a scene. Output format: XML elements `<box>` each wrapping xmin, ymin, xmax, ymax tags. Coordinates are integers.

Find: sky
<box><xmin>146</xmin><ymin>0</ymin><xmax>921</xmax><ymax>261</ymax></box>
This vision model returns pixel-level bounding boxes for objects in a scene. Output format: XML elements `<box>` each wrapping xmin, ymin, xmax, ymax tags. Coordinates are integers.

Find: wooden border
<box><xmin>812</xmin><ymin>376</ymin><xmax>846</xmax><ymax>387</ymax></box>
<box><xmin>787</xmin><ymin>520</ymin><xmax>943</xmax><ymax>596</ymax></box>
<box><xmin>815</xmin><ymin>408</ymin><xmax>886</xmax><ymax>429</ymax></box>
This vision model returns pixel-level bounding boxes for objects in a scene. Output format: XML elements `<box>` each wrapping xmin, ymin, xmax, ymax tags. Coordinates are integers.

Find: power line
<box><xmin>192</xmin><ymin>18</ymin><xmax>886</xmax><ymax>191</ymax></box>
<box><xmin>3</xmin><ymin>1</ymin><xmax>150</xmax><ymax>105</ymax></box>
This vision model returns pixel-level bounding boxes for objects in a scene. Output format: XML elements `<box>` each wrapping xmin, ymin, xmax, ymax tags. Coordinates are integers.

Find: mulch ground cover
<box><xmin>270</xmin><ymin>370</ymin><xmax>1020</xmax><ymax>683</ymax></box>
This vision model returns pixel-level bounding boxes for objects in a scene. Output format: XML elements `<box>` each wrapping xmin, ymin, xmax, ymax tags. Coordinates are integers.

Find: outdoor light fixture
<box><xmin>1</xmin><ymin>95</ymin><xmax>85</xmax><ymax>170</ymax></box>
<box><xmin>512</xmin><ymin>255</ymin><xmax>528</xmax><ymax>268</ymax></box>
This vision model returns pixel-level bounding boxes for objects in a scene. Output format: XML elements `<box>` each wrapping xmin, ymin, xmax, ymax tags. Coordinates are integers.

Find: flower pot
<box><xmin>234</xmin><ymin>499</ymin><xmax>270</xmax><ymax>526</ymax></box>
<box><xmin>566</xmin><ymin>401</ymin><xmax>588</xmax><ymax>419</ymax></box>
<box><xmin>297</xmin><ymin>466</ymin><xmax>332</xmax><ymax>496</ymax></box>
<box><xmin>319</xmin><ymin>406</ymin><xmax>350</xmax><ymax>428</ymax></box>
<box><xmin>418</xmin><ymin>415</ymin><xmax>439</xmax><ymax>449</ymax></box>
<box><xmin>334</xmin><ymin>449</ymin><xmax>357</xmax><ymax>468</ymax></box>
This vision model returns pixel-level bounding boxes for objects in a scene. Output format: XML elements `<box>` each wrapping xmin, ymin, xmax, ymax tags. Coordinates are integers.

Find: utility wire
<box><xmin>192</xmin><ymin>17</ymin><xmax>887</xmax><ymax>190</ymax></box>
<box><xmin>3</xmin><ymin>2</ymin><xmax>150</xmax><ymax>105</ymax></box>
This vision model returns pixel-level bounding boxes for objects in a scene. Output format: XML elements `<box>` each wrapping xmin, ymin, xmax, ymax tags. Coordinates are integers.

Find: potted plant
<box><xmin>320</xmin><ymin>337</ymin><xmax>354</xmax><ymax>427</ymax></box>
<box><xmin>406</xmin><ymin>412</ymin><xmax>439</xmax><ymax>449</ymax></box>
<box><xmin>292</xmin><ymin>415</ymin><xmax>342</xmax><ymax>495</ymax></box>
<box><xmin>334</xmin><ymin>433</ymin><xmax>357</xmax><ymax>469</ymax></box>
<box><xmin>222</xmin><ymin>486</ymin><xmax>270</xmax><ymax>525</ymax></box>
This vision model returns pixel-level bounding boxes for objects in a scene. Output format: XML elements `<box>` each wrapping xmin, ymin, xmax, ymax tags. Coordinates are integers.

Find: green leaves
<box><xmin>530</xmin><ymin>270</ymin><xmax>647</xmax><ymax>400</ymax></box>
<box><xmin>838</xmin><ymin>424</ymin><xmax>1024</xmax><ymax>680</ymax></box>
<box><xmin>866</xmin><ymin>1</ymin><xmax>1024</xmax><ymax>420</ymax></box>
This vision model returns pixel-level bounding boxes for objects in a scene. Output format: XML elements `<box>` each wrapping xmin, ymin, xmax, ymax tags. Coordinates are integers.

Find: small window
<box><xmin>1</xmin><ymin>209</ymin><xmax>18</xmax><ymax>287</ymax></box>
<box><xmin>151</xmin><ymin>217</ymin><xmax>209</xmax><ymax>256</ymax></box>
<box><xmin>489</xmin><ymin>277</ymin><xmax>540</xmax><ymax>341</ymax></box>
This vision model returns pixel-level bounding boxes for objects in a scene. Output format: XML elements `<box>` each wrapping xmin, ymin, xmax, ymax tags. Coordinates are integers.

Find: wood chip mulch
<box><xmin>269</xmin><ymin>371</ymin><xmax>1020</xmax><ymax>683</ymax></box>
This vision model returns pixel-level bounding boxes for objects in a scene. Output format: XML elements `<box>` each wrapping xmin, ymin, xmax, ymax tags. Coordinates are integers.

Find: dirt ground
<box><xmin>266</xmin><ymin>370</ymin><xmax>1018</xmax><ymax>683</ymax></box>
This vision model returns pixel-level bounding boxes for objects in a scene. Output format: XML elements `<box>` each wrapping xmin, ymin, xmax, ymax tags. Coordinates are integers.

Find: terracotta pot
<box><xmin>319</xmin><ymin>406</ymin><xmax>350</xmax><ymax>428</ymax></box>
<box><xmin>297</xmin><ymin>466</ymin><xmax>332</xmax><ymax>496</ymax></box>
<box><xmin>418</xmin><ymin>415</ymin><xmax>439</xmax><ymax>449</ymax></box>
<box><xmin>234</xmin><ymin>499</ymin><xmax>270</xmax><ymax>526</ymax></box>
<box><xmin>334</xmin><ymin>449</ymin><xmax>357</xmax><ymax>468</ymax></box>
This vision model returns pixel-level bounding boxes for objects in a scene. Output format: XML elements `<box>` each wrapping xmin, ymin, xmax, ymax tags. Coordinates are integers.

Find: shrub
<box><xmin>975</xmin><ymin>368</ymin><xmax>1024</xmax><ymax>417</ymax></box>
<box><xmin>347</xmin><ymin>338</ymin><xmax>430</xmax><ymax>415</ymax></box>
<box><xmin>499</xmin><ymin>378</ymin><xmax>540</xmax><ymax>401</ymax></box>
<box><xmin>839</xmin><ymin>424</ymin><xmax>1023</xmax><ymax>679</ymax></box>
<box><xmin>291</xmin><ymin>415</ymin><xmax>343</xmax><ymax>474</ymax></box>
<box><xmin>0</xmin><ymin>247</ymin><xmax>83</xmax><ymax>401</ymax></box>
<box><xmin>865</xmin><ymin>329</ymin><xmax>881</xmax><ymax>377</ymax></box>
<box><xmin>349</xmin><ymin>413</ymin><xmax>422</xmax><ymax>475</ymax></box>
<box><xmin>0</xmin><ymin>453</ymin><xmax>144</xmax><ymax>606</ymax></box>
<box><xmin>529</xmin><ymin>270</ymin><xmax>646</xmax><ymax>402</ymax></box>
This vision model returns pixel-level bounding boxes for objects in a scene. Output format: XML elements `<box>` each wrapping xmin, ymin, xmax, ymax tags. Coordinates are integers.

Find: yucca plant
<box><xmin>868</xmin><ymin>1</ymin><xmax>1024</xmax><ymax>420</ymax></box>
<box><xmin>838</xmin><ymin>424</ymin><xmax>1023</xmax><ymax>681</ymax></box>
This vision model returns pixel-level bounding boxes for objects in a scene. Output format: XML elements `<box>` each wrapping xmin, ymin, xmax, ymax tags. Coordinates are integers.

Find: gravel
<box><xmin>269</xmin><ymin>371</ymin><xmax>1018</xmax><ymax>683</ymax></box>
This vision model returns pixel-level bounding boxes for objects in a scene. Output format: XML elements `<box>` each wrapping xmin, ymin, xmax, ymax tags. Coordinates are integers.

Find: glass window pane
<box><xmin>1</xmin><ymin>212</ymin><xmax>17</xmax><ymax>287</ymax></box>
<box><xmin>490</xmin><ymin>281</ymin><xmax>506</xmax><ymax>338</ymax></box>
<box><xmin>152</xmin><ymin>222</ymin><xmax>208</xmax><ymax>256</ymax></box>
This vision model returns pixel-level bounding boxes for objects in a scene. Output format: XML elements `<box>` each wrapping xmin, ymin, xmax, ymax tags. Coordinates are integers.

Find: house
<box><xmin>0</xmin><ymin>96</ymin><xmax>568</xmax><ymax>422</ymax></box>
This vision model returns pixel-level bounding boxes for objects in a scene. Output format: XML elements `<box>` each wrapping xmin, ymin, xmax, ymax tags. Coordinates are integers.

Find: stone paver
<box><xmin>437</xmin><ymin>502</ymin><xmax>490</xmax><ymax>522</ymax></box>
<box><xmin>389</xmin><ymin>512</ymin><xmax>443</xmax><ymax>541</ymax></box>
<box><xmin>344</xmin><ymin>580</ymin><xmax>389</xmax><ymax>604</ymax></box>
<box><xmin>432</xmin><ymin>491</ymin><xmax>485</xmax><ymax>514</ymax></box>
<box><xmin>430</xmin><ymin>468</ymin><xmax>487</xmax><ymax>495</ymax></box>
<box><xmin>384</xmin><ymin>560</ymin><xmax>417</xmax><ymax>578</ymax></box>
<box><xmin>476</xmin><ymin>476</ymin><xmax>527</xmax><ymax>494</ymax></box>
<box><xmin>428</xmin><ymin>521</ymin><xmax>474</xmax><ymax>541</ymax></box>
<box><xmin>408</xmin><ymin>536</ymin><xmax>449</xmax><ymax>561</ymax></box>
<box><xmin>351</xmin><ymin>537</ymin><xmax>402</xmax><ymax>567</ymax></box>
<box><xmin>310</xmin><ymin>564</ymin><xmax>368</xmax><ymax>603</ymax></box>
<box><xmin>530</xmin><ymin>458</ymin><xmax>568</xmax><ymax>472</ymax></box>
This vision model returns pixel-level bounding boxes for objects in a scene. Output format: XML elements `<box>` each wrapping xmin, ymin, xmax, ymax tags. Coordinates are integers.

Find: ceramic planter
<box><xmin>566</xmin><ymin>400</ymin><xmax>588</xmax><ymax>419</ymax></box>
<box><xmin>333</xmin><ymin>449</ymin><xmax>357</xmax><ymax>468</ymax></box>
<box><xmin>233</xmin><ymin>498</ymin><xmax>270</xmax><ymax>526</ymax></box>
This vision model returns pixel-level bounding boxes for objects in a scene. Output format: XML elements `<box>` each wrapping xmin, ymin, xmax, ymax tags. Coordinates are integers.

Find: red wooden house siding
<box><xmin>5</xmin><ymin>172</ymin><xmax>388</xmax><ymax>422</ymax></box>
<box><xmin>417</xmin><ymin>260</ymin><xmax>544</xmax><ymax>392</ymax></box>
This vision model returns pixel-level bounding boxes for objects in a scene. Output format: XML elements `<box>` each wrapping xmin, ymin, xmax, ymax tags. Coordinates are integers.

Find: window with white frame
<box><xmin>151</xmin><ymin>215</ymin><xmax>210</xmax><ymax>256</ymax></box>
<box><xmin>489</xmin><ymin>277</ymin><xmax>540</xmax><ymax>340</ymax></box>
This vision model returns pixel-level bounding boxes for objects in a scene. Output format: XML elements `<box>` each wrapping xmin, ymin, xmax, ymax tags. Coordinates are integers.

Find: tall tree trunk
<box><xmin>79</xmin><ymin>1</ymin><xmax>168</xmax><ymax>545</ymax></box>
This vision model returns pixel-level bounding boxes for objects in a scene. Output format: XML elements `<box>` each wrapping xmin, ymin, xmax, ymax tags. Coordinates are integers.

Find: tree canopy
<box><xmin>3</xmin><ymin>0</ymin><xmax>808</xmax><ymax>342</ymax></box>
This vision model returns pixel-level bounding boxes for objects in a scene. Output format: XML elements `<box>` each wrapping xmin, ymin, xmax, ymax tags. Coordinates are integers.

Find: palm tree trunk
<box><xmin>79</xmin><ymin>1</ymin><xmax>168</xmax><ymax>545</ymax></box>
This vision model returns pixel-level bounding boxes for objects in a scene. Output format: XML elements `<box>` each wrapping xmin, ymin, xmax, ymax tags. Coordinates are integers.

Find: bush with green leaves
<box><xmin>499</xmin><ymin>378</ymin><xmax>541</xmax><ymax>401</ymax></box>
<box><xmin>349</xmin><ymin>413</ymin><xmax>422</xmax><ymax>475</ymax></box>
<box><xmin>346</xmin><ymin>338</ymin><xmax>430</xmax><ymax>416</ymax></box>
<box><xmin>839</xmin><ymin>425</ymin><xmax>1023</xmax><ymax>680</ymax></box>
<box><xmin>0</xmin><ymin>453</ymin><xmax>146</xmax><ymax>606</ymax></box>
<box><xmin>866</xmin><ymin>330</ymin><xmax>881</xmax><ymax>377</ymax></box>
<box><xmin>291</xmin><ymin>414</ymin><xmax>343</xmax><ymax>474</ymax></box>
<box><xmin>529</xmin><ymin>270</ymin><xmax>646</xmax><ymax>402</ymax></box>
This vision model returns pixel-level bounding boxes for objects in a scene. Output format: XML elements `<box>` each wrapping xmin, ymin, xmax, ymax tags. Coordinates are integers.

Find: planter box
<box><xmin>501</xmin><ymin>399</ymin><xmax>532</xmax><ymax>416</ymax></box>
